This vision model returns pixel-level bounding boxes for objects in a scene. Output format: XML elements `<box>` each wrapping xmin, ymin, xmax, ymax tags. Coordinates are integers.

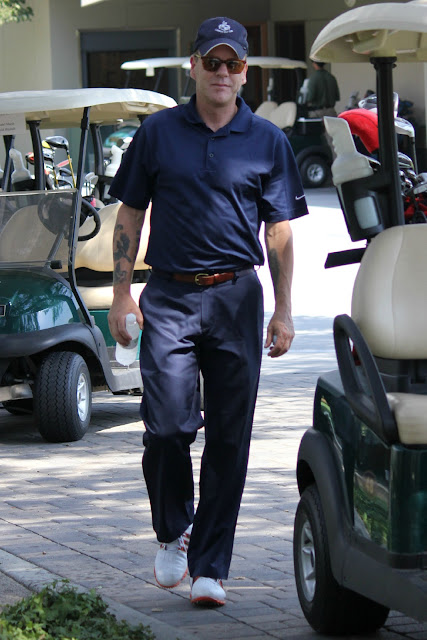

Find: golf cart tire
<box><xmin>294</xmin><ymin>484</ymin><xmax>389</xmax><ymax>634</ymax></box>
<box><xmin>34</xmin><ymin>351</ymin><xmax>92</xmax><ymax>443</ymax></box>
<box><xmin>299</xmin><ymin>155</ymin><xmax>329</xmax><ymax>188</ymax></box>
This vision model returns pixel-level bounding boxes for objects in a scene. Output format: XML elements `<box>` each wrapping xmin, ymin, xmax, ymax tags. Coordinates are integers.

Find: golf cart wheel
<box><xmin>34</xmin><ymin>351</ymin><xmax>92</xmax><ymax>443</ymax></box>
<box><xmin>2</xmin><ymin>399</ymin><xmax>33</xmax><ymax>415</ymax></box>
<box><xmin>299</xmin><ymin>155</ymin><xmax>329</xmax><ymax>188</ymax></box>
<box><xmin>293</xmin><ymin>484</ymin><xmax>389</xmax><ymax>634</ymax></box>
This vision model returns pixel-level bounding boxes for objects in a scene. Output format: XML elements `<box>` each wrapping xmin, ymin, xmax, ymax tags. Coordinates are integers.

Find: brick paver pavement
<box><xmin>1</xmin><ymin>314</ymin><xmax>426</xmax><ymax>640</ymax></box>
<box><xmin>1</xmin><ymin>190</ymin><xmax>426</xmax><ymax>639</ymax></box>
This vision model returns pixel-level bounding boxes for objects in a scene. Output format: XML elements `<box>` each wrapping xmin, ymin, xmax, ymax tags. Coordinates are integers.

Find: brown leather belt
<box><xmin>152</xmin><ymin>267</ymin><xmax>253</xmax><ymax>286</ymax></box>
<box><xmin>173</xmin><ymin>272</ymin><xmax>235</xmax><ymax>285</ymax></box>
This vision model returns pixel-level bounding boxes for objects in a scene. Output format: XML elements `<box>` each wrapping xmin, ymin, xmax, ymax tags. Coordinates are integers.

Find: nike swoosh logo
<box><xmin>295</xmin><ymin>194</ymin><xmax>305</xmax><ymax>200</ymax></box>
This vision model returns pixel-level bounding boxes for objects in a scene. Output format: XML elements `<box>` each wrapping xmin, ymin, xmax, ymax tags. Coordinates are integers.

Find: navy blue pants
<box><xmin>139</xmin><ymin>269</ymin><xmax>263</xmax><ymax>579</ymax></box>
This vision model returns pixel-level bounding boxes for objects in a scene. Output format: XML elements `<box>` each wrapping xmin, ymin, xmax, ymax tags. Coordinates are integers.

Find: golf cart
<box><xmin>293</xmin><ymin>0</ymin><xmax>427</xmax><ymax>633</ymax></box>
<box><xmin>121</xmin><ymin>56</ymin><xmax>191</xmax><ymax>98</ymax></box>
<box><xmin>238</xmin><ymin>56</ymin><xmax>332</xmax><ymax>188</ymax></box>
<box><xmin>121</xmin><ymin>55</ymin><xmax>333</xmax><ymax>188</ymax></box>
<box><xmin>0</xmin><ymin>88</ymin><xmax>176</xmax><ymax>443</ymax></box>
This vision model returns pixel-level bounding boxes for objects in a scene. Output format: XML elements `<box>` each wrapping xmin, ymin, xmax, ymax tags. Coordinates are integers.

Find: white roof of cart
<box><xmin>121</xmin><ymin>57</ymin><xmax>190</xmax><ymax>72</ymax></box>
<box><xmin>122</xmin><ymin>55</ymin><xmax>307</xmax><ymax>72</ymax></box>
<box><xmin>310</xmin><ymin>0</ymin><xmax>427</xmax><ymax>63</ymax></box>
<box><xmin>246</xmin><ymin>56</ymin><xmax>307</xmax><ymax>69</ymax></box>
<box><xmin>0</xmin><ymin>88</ymin><xmax>177</xmax><ymax>128</ymax></box>
<box><xmin>181</xmin><ymin>56</ymin><xmax>307</xmax><ymax>70</ymax></box>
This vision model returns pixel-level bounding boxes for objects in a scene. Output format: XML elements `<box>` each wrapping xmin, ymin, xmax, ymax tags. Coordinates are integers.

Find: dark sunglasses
<box><xmin>195</xmin><ymin>54</ymin><xmax>246</xmax><ymax>74</ymax></box>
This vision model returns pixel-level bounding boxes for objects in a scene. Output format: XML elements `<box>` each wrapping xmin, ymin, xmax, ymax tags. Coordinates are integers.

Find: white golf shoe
<box><xmin>154</xmin><ymin>524</ymin><xmax>192</xmax><ymax>588</ymax></box>
<box><xmin>190</xmin><ymin>577</ymin><xmax>226</xmax><ymax>606</ymax></box>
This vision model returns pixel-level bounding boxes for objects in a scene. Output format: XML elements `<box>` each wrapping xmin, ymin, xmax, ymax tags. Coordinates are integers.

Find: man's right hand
<box><xmin>108</xmin><ymin>294</ymin><xmax>144</xmax><ymax>346</ymax></box>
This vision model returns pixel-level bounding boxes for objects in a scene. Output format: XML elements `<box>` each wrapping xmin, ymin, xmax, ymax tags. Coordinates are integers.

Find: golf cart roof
<box><xmin>181</xmin><ymin>56</ymin><xmax>307</xmax><ymax>70</ymax></box>
<box><xmin>310</xmin><ymin>0</ymin><xmax>427</xmax><ymax>63</ymax></box>
<box><xmin>0</xmin><ymin>88</ymin><xmax>177</xmax><ymax>128</ymax></box>
<box><xmin>121</xmin><ymin>57</ymin><xmax>190</xmax><ymax>72</ymax></box>
<box><xmin>122</xmin><ymin>55</ymin><xmax>307</xmax><ymax>72</ymax></box>
<box><xmin>246</xmin><ymin>56</ymin><xmax>307</xmax><ymax>69</ymax></box>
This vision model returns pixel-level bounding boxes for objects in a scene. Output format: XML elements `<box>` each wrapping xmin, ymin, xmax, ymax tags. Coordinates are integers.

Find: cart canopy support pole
<box><xmin>373</xmin><ymin>56</ymin><xmax>404</xmax><ymax>228</ymax></box>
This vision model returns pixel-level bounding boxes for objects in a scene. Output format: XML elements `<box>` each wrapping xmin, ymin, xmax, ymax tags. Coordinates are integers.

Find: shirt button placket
<box><xmin>207</xmin><ymin>137</ymin><xmax>215</xmax><ymax>168</ymax></box>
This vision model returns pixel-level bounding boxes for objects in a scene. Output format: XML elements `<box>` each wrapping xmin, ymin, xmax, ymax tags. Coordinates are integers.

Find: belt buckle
<box><xmin>194</xmin><ymin>272</ymin><xmax>209</xmax><ymax>285</ymax></box>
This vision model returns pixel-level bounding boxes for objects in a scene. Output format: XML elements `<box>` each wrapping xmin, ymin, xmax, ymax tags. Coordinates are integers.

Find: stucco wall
<box><xmin>0</xmin><ymin>0</ymin><xmax>51</xmax><ymax>91</ymax></box>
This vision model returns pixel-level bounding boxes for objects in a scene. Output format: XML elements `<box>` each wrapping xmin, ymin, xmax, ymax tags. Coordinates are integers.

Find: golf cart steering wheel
<box><xmin>37</xmin><ymin>193</ymin><xmax>101</xmax><ymax>241</ymax></box>
<box><xmin>78</xmin><ymin>197</ymin><xmax>101</xmax><ymax>241</ymax></box>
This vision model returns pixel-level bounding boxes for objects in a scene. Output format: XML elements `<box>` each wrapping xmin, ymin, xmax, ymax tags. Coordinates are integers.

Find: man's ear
<box><xmin>190</xmin><ymin>55</ymin><xmax>197</xmax><ymax>81</ymax></box>
<box><xmin>241</xmin><ymin>62</ymin><xmax>248</xmax><ymax>86</ymax></box>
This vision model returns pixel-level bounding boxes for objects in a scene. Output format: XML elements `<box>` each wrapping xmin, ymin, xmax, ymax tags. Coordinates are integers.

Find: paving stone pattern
<box><xmin>1</xmin><ymin>314</ymin><xmax>426</xmax><ymax>639</ymax></box>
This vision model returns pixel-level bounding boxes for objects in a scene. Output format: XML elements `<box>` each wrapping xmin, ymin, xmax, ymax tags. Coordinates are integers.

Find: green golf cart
<box><xmin>0</xmin><ymin>88</ymin><xmax>176</xmax><ymax>443</ymax></box>
<box><xmin>293</xmin><ymin>0</ymin><xmax>427</xmax><ymax>633</ymax></box>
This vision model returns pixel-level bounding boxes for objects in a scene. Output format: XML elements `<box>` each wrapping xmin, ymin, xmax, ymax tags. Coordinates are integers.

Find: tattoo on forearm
<box><xmin>268</xmin><ymin>248</ymin><xmax>280</xmax><ymax>293</ymax></box>
<box><xmin>113</xmin><ymin>224</ymin><xmax>132</xmax><ymax>264</ymax></box>
<box><xmin>112</xmin><ymin>221</ymin><xmax>142</xmax><ymax>286</ymax></box>
<box><xmin>114</xmin><ymin>234</ymin><xmax>132</xmax><ymax>263</ymax></box>
<box><xmin>113</xmin><ymin>263</ymin><xmax>128</xmax><ymax>284</ymax></box>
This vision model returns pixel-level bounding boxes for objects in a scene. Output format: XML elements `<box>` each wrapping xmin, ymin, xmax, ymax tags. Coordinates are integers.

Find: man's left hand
<box><xmin>264</xmin><ymin>312</ymin><xmax>295</xmax><ymax>358</ymax></box>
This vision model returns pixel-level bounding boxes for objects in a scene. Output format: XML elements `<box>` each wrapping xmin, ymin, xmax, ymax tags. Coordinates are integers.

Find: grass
<box><xmin>0</xmin><ymin>580</ymin><xmax>155</xmax><ymax>640</ymax></box>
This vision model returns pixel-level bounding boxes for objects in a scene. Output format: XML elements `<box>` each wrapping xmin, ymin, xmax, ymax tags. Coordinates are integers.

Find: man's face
<box><xmin>190</xmin><ymin>44</ymin><xmax>247</xmax><ymax>108</ymax></box>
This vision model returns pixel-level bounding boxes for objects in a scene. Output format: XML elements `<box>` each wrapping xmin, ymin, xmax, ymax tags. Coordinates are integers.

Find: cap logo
<box><xmin>215</xmin><ymin>20</ymin><xmax>233</xmax><ymax>34</ymax></box>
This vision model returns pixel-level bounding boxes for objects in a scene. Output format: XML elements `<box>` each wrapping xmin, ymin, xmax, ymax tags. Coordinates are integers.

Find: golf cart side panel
<box><xmin>0</xmin><ymin>269</ymin><xmax>81</xmax><ymax>335</ymax></box>
<box><xmin>314</xmin><ymin>370</ymin><xmax>427</xmax><ymax>558</ymax></box>
<box><xmin>297</xmin><ymin>374</ymin><xmax>353</xmax><ymax>582</ymax></box>
<box><xmin>389</xmin><ymin>446</ymin><xmax>427</xmax><ymax>556</ymax></box>
<box><xmin>0</xmin><ymin>323</ymin><xmax>99</xmax><ymax>358</ymax></box>
<box><xmin>300</xmin><ymin>376</ymin><xmax>427</xmax><ymax>620</ymax></box>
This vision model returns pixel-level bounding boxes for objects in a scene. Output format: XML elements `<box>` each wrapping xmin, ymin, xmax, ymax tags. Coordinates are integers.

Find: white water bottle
<box><xmin>115</xmin><ymin>313</ymin><xmax>140</xmax><ymax>366</ymax></box>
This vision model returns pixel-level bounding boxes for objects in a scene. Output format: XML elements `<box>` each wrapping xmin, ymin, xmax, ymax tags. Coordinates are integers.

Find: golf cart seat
<box><xmin>254</xmin><ymin>100</ymin><xmax>278</xmax><ymax>119</ymax></box>
<box><xmin>268</xmin><ymin>102</ymin><xmax>297</xmax><ymax>130</ymax></box>
<box><xmin>335</xmin><ymin>224</ymin><xmax>427</xmax><ymax>446</ymax></box>
<box><xmin>75</xmin><ymin>202</ymin><xmax>151</xmax><ymax>309</ymax></box>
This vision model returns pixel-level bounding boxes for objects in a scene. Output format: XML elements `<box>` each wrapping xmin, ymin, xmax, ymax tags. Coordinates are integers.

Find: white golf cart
<box><xmin>293</xmin><ymin>0</ymin><xmax>427</xmax><ymax>634</ymax></box>
<box><xmin>0</xmin><ymin>88</ymin><xmax>176</xmax><ymax>442</ymax></box>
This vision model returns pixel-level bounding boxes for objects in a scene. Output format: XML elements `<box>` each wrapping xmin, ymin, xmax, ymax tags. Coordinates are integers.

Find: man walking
<box><xmin>108</xmin><ymin>16</ymin><xmax>308</xmax><ymax>606</ymax></box>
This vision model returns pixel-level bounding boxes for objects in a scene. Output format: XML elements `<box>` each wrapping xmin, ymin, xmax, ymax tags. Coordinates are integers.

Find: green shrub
<box><xmin>0</xmin><ymin>580</ymin><xmax>154</xmax><ymax>640</ymax></box>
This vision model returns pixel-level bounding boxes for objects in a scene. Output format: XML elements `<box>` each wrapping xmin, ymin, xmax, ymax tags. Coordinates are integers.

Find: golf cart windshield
<box><xmin>0</xmin><ymin>190</ymin><xmax>75</xmax><ymax>269</ymax></box>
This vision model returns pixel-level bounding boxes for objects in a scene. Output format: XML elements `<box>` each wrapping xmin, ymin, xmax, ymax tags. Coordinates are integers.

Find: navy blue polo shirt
<box><xmin>109</xmin><ymin>95</ymin><xmax>308</xmax><ymax>272</ymax></box>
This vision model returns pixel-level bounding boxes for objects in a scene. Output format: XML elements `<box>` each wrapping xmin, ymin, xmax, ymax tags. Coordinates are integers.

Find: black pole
<box><xmin>75</xmin><ymin>107</ymin><xmax>90</xmax><ymax>193</ymax></box>
<box><xmin>154</xmin><ymin>68</ymin><xmax>165</xmax><ymax>92</ymax></box>
<box><xmin>373</xmin><ymin>57</ymin><xmax>404</xmax><ymax>227</ymax></box>
<box><xmin>90</xmin><ymin>122</ymin><xmax>105</xmax><ymax>200</ymax></box>
<box><xmin>28</xmin><ymin>121</ymin><xmax>45</xmax><ymax>190</ymax></box>
<box><xmin>69</xmin><ymin>106</ymin><xmax>92</xmax><ymax>326</ymax></box>
<box><xmin>2</xmin><ymin>135</ymin><xmax>15</xmax><ymax>191</ymax></box>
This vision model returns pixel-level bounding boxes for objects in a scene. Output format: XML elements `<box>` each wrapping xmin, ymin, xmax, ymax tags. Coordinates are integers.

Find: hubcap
<box><xmin>299</xmin><ymin>516</ymin><xmax>316</xmax><ymax>601</ymax></box>
<box><xmin>76</xmin><ymin>372</ymin><xmax>89</xmax><ymax>421</ymax></box>
<box><xmin>308</xmin><ymin>164</ymin><xmax>325</xmax><ymax>185</ymax></box>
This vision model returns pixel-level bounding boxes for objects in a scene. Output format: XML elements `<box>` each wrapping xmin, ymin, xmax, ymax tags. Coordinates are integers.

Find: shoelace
<box><xmin>192</xmin><ymin>577</ymin><xmax>223</xmax><ymax>586</ymax></box>
<box><xmin>160</xmin><ymin>529</ymin><xmax>191</xmax><ymax>553</ymax></box>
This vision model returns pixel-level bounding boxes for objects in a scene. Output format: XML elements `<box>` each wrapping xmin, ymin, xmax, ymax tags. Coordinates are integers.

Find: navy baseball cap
<box><xmin>193</xmin><ymin>17</ymin><xmax>248</xmax><ymax>59</ymax></box>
